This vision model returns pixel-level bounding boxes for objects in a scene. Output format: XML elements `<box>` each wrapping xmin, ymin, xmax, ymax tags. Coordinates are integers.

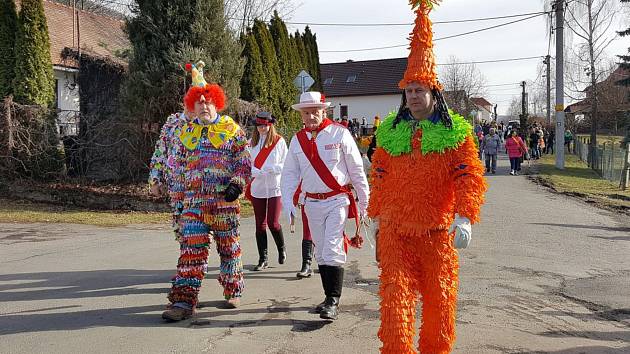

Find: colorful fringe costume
<box><xmin>149</xmin><ymin>62</ymin><xmax>251</xmax><ymax>310</ymax></box>
<box><xmin>150</xmin><ymin>113</ymin><xmax>250</xmax><ymax>308</ymax></box>
<box><xmin>368</xmin><ymin>1</ymin><xmax>487</xmax><ymax>353</ymax></box>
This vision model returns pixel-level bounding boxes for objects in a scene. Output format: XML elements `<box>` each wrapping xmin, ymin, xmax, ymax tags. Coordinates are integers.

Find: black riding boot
<box><xmin>320</xmin><ymin>266</ymin><xmax>343</xmax><ymax>320</ymax></box>
<box><xmin>315</xmin><ymin>265</ymin><xmax>330</xmax><ymax>313</ymax></box>
<box><xmin>253</xmin><ymin>230</ymin><xmax>268</xmax><ymax>271</ymax></box>
<box><xmin>270</xmin><ymin>228</ymin><xmax>286</xmax><ymax>264</ymax></box>
<box><xmin>296</xmin><ymin>240</ymin><xmax>313</xmax><ymax>278</ymax></box>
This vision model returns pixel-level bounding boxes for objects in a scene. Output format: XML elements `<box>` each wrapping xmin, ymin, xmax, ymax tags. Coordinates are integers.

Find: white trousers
<box><xmin>304</xmin><ymin>195</ymin><xmax>349</xmax><ymax>266</ymax></box>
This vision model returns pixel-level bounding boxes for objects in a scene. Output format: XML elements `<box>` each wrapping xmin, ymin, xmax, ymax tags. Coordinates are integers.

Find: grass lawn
<box><xmin>534</xmin><ymin>154</ymin><xmax>630</xmax><ymax>212</ymax></box>
<box><xmin>575</xmin><ymin>134</ymin><xmax>624</xmax><ymax>146</ymax></box>
<box><xmin>0</xmin><ymin>198</ymin><xmax>254</xmax><ymax>226</ymax></box>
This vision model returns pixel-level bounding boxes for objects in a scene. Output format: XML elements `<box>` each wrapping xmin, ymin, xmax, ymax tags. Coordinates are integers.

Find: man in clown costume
<box><xmin>149</xmin><ymin>61</ymin><xmax>251</xmax><ymax>321</ymax></box>
<box><xmin>368</xmin><ymin>1</ymin><xmax>487</xmax><ymax>352</ymax></box>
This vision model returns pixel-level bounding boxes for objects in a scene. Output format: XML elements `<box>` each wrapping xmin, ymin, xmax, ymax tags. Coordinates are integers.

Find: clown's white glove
<box><xmin>448</xmin><ymin>214</ymin><xmax>472</xmax><ymax>249</ymax></box>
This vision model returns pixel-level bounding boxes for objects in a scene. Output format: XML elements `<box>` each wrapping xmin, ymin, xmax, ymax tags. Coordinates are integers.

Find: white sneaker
<box><xmin>510</xmin><ymin>170</ymin><xmax>515</xmax><ymax>175</ymax></box>
<box><xmin>515</xmin><ymin>171</ymin><xmax>519</xmax><ymax>176</ymax></box>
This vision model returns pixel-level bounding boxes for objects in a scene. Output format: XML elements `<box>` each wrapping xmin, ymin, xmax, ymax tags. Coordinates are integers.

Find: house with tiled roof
<box><xmin>16</xmin><ymin>0</ymin><xmax>129</xmax><ymax>135</ymax></box>
<box><xmin>470</xmin><ymin>96</ymin><xmax>495</xmax><ymax>123</ymax></box>
<box><xmin>321</xmin><ymin>58</ymin><xmax>406</xmax><ymax>126</ymax></box>
<box><xmin>321</xmin><ymin>57</ymin><xmax>481</xmax><ymax>126</ymax></box>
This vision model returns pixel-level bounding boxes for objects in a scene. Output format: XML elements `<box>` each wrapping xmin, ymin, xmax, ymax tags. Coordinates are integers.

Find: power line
<box><xmin>438</xmin><ymin>56</ymin><xmax>544</xmax><ymax>66</ymax></box>
<box><xmin>485</xmin><ymin>82</ymin><xmax>523</xmax><ymax>87</ymax></box>
<box><xmin>320</xmin><ymin>13</ymin><xmax>547</xmax><ymax>53</ymax></box>
<box><xmin>435</xmin><ymin>13</ymin><xmax>546</xmax><ymax>41</ymax></box>
<box><xmin>284</xmin><ymin>11</ymin><xmax>549</xmax><ymax>27</ymax></box>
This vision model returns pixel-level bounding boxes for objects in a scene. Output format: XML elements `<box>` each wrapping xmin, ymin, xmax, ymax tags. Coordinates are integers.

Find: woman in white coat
<box><xmin>247</xmin><ymin>112</ymin><xmax>288</xmax><ymax>271</ymax></box>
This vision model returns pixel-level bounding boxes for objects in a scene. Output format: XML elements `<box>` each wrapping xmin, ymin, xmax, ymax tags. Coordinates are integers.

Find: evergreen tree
<box><xmin>240</xmin><ymin>29</ymin><xmax>268</xmax><ymax>104</ymax></box>
<box><xmin>617</xmin><ymin>0</ymin><xmax>629</xmax><ymax>87</ymax></box>
<box><xmin>239</xmin><ymin>18</ymin><xmax>322</xmax><ymax>132</ymax></box>
<box><xmin>122</xmin><ymin>0</ymin><xmax>244</xmax><ymax>178</ymax></box>
<box><xmin>12</xmin><ymin>0</ymin><xmax>55</xmax><ymax>106</ymax></box>
<box><xmin>0</xmin><ymin>0</ymin><xmax>18</xmax><ymax>98</ymax></box>
<box><xmin>293</xmin><ymin>30</ymin><xmax>307</xmax><ymax>71</ymax></box>
<box><xmin>252</xmin><ymin>19</ymin><xmax>282</xmax><ymax>119</ymax></box>
<box><xmin>269</xmin><ymin>12</ymin><xmax>300</xmax><ymax>128</ymax></box>
<box><xmin>303</xmin><ymin>26</ymin><xmax>322</xmax><ymax>92</ymax></box>
<box><xmin>123</xmin><ymin>0</ymin><xmax>244</xmax><ymax>124</ymax></box>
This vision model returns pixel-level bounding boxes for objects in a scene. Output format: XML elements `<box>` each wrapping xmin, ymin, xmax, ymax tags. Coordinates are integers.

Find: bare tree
<box><xmin>225</xmin><ymin>0</ymin><xmax>297</xmax><ymax>34</ymax></box>
<box><xmin>50</xmin><ymin>0</ymin><xmax>131</xmax><ymax>18</ymax></box>
<box><xmin>439</xmin><ymin>55</ymin><xmax>487</xmax><ymax>116</ymax></box>
<box><xmin>507</xmin><ymin>96</ymin><xmax>523</xmax><ymax>119</ymax></box>
<box><xmin>562</xmin><ymin>0</ymin><xmax>620</xmax><ymax>162</ymax></box>
<box><xmin>529</xmin><ymin>60</ymin><xmax>557</xmax><ymax>121</ymax></box>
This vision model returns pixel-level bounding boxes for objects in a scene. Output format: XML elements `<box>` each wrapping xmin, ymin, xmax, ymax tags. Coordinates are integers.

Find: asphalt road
<box><xmin>1</xmin><ymin>154</ymin><xmax>629</xmax><ymax>354</ymax></box>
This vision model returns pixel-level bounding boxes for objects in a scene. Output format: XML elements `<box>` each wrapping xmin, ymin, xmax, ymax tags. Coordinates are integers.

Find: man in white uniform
<box><xmin>281</xmin><ymin>91</ymin><xmax>370</xmax><ymax>320</ymax></box>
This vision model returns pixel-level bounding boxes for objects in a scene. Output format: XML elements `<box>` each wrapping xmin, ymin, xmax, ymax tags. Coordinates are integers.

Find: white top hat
<box><xmin>291</xmin><ymin>91</ymin><xmax>332</xmax><ymax>111</ymax></box>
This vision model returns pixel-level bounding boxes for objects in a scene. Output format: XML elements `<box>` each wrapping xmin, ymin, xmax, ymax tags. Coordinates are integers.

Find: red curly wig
<box><xmin>184</xmin><ymin>84</ymin><xmax>226</xmax><ymax>112</ymax></box>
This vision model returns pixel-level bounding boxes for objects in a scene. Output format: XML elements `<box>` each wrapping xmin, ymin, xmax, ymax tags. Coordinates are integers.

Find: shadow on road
<box><xmin>528</xmin><ymin>222</ymin><xmax>630</xmax><ymax>233</ymax></box>
<box><xmin>0</xmin><ymin>268</ymin><xmax>335</xmax><ymax>335</ymax></box>
<box><xmin>0</xmin><ymin>269</ymin><xmax>177</xmax><ymax>302</ymax></box>
<box><xmin>515</xmin><ymin>346</ymin><xmax>630</xmax><ymax>354</ymax></box>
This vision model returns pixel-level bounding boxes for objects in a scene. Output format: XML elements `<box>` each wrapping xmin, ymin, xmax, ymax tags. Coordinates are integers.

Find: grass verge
<box><xmin>531</xmin><ymin>154</ymin><xmax>630</xmax><ymax>214</ymax></box>
<box><xmin>0</xmin><ymin>198</ymin><xmax>254</xmax><ymax>226</ymax></box>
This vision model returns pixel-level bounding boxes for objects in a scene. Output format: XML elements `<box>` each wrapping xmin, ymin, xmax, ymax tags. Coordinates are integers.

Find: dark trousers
<box><xmin>509</xmin><ymin>157</ymin><xmax>522</xmax><ymax>171</ymax></box>
<box><xmin>251</xmin><ymin>196</ymin><xmax>282</xmax><ymax>233</ymax></box>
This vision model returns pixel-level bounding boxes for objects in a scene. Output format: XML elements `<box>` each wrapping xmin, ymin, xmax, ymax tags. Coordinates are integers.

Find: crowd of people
<box><xmin>470</xmin><ymin>120</ymin><xmax>573</xmax><ymax>175</ymax></box>
<box><xmin>335</xmin><ymin>115</ymin><xmax>379</xmax><ymax>139</ymax></box>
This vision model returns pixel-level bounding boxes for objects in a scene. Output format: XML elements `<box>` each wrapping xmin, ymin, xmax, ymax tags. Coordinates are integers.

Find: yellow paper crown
<box><xmin>185</xmin><ymin>61</ymin><xmax>208</xmax><ymax>87</ymax></box>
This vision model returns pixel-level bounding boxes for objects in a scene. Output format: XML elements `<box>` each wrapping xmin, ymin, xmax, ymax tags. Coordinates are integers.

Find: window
<box><xmin>324</xmin><ymin>77</ymin><xmax>333</xmax><ymax>85</ymax></box>
<box><xmin>346</xmin><ymin>75</ymin><xmax>357</xmax><ymax>83</ymax></box>
<box><xmin>340</xmin><ymin>105</ymin><xmax>348</xmax><ymax>119</ymax></box>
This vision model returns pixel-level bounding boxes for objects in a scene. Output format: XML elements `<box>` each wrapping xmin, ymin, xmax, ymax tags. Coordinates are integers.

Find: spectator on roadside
<box><xmin>481</xmin><ymin>127</ymin><xmax>501</xmax><ymax>174</ymax></box>
<box><xmin>476</xmin><ymin>130</ymin><xmax>484</xmax><ymax>160</ymax></box>
<box><xmin>547</xmin><ymin>130</ymin><xmax>555</xmax><ymax>154</ymax></box>
<box><xmin>373</xmin><ymin>115</ymin><xmax>381</xmax><ymax>129</ymax></box>
<box><xmin>564</xmin><ymin>129</ymin><xmax>574</xmax><ymax>153</ymax></box>
<box><xmin>361</xmin><ymin>117</ymin><xmax>367</xmax><ymax>136</ymax></box>
<box><xmin>505</xmin><ymin>130</ymin><xmax>528</xmax><ymax>175</ymax></box>
<box><xmin>341</xmin><ymin>116</ymin><xmax>349</xmax><ymax>128</ymax></box>
<box><xmin>529</xmin><ymin>128</ymin><xmax>541</xmax><ymax>159</ymax></box>
<box><xmin>351</xmin><ymin>118</ymin><xmax>360</xmax><ymax>138</ymax></box>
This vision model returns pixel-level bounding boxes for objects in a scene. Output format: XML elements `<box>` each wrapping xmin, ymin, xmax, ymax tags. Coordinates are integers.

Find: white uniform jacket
<box><xmin>280</xmin><ymin>123</ymin><xmax>370</xmax><ymax>219</ymax></box>
<box><xmin>249</xmin><ymin>135</ymin><xmax>288</xmax><ymax>199</ymax></box>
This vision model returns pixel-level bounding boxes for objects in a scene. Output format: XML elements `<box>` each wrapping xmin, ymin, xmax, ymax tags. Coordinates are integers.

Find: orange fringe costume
<box><xmin>368</xmin><ymin>1</ymin><xmax>487</xmax><ymax>353</ymax></box>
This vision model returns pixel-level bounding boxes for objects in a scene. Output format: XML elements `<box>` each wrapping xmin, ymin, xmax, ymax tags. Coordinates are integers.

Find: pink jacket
<box><xmin>505</xmin><ymin>136</ymin><xmax>527</xmax><ymax>158</ymax></box>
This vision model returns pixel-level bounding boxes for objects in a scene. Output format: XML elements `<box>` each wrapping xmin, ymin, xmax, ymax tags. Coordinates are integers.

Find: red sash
<box><xmin>245</xmin><ymin>136</ymin><xmax>281</xmax><ymax>201</ymax></box>
<box><xmin>296</xmin><ymin>126</ymin><xmax>362</xmax><ymax>250</ymax></box>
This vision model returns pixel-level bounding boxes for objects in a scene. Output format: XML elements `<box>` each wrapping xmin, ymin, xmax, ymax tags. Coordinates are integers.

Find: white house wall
<box><xmin>327</xmin><ymin>94</ymin><xmax>401</xmax><ymax>125</ymax></box>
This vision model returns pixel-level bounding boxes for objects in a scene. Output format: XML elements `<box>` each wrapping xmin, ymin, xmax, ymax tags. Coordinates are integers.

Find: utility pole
<box><xmin>544</xmin><ymin>55</ymin><xmax>551</xmax><ymax>127</ymax></box>
<box><xmin>554</xmin><ymin>0</ymin><xmax>566</xmax><ymax>169</ymax></box>
<box><xmin>520</xmin><ymin>81</ymin><xmax>528</xmax><ymax>128</ymax></box>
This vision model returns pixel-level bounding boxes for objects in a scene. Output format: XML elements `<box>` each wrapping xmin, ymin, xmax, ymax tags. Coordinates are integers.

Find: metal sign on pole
<box><xmin>293</xmin><ymin>70</ymin><xmax>315</xmax><ymax>94</ymax></box>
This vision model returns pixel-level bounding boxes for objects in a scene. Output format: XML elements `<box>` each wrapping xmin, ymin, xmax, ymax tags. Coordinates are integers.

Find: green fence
<box><xmin>574</xmin><ymin>136</ymin><xmax>628</xmax><ymax>184</ymax></box>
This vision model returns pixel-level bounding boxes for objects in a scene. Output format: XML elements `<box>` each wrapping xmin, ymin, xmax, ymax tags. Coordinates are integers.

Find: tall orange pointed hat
<box><xmin>399</xmin><ymin>0</ymin><xmax>442</xmax><ymax>90</ymax></box>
